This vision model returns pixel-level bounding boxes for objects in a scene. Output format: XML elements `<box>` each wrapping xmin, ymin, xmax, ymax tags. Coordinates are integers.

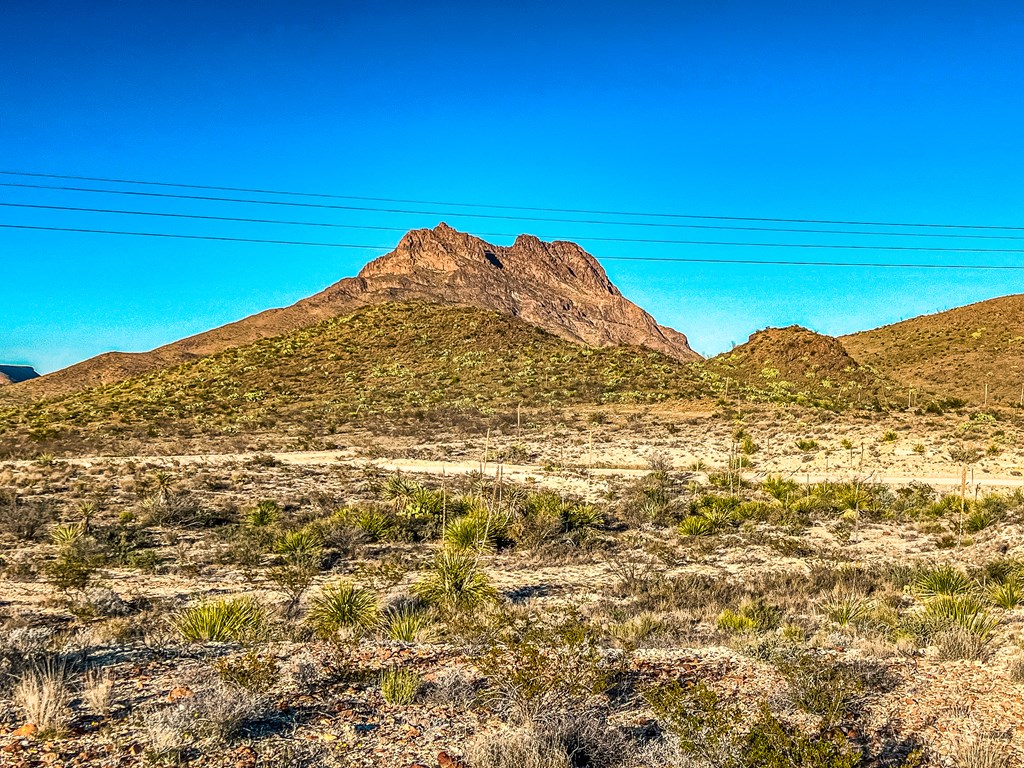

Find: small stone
<box><xmin>12</xmin><ymin>724</ymin><xmax>36</xmax><ymax>737</ymax></box>
<box><xmin>168</xmin><ymin>686</ymin><xmax>194</xmax><ymax>702</ymax></box>
<box><xmin>438</xmin><ymin>750</ymin><xmax>467</xmax><ymax>768</ymax></box>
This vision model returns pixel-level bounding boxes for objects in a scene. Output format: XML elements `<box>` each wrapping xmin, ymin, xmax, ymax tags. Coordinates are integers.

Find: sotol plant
<box><xmin>308</xmin><ymin>580</ymin><xmax>378</xmax><ymax>638</ymax></box>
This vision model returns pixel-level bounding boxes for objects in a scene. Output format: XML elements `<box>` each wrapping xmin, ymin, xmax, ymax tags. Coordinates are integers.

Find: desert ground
<box><xmin>2</xmin><ymin>401</ymin><xmax>1024</xmax><ymax>767</ymax></box>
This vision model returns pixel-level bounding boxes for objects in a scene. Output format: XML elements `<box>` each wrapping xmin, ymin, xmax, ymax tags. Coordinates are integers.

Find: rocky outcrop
<box><xmin>0</xmin><ymin>365</ymin><xmax>40</xmax><ymax>385</ymax></box>
<box><xmin>16</xmin><ymin>224</ymin><xmax>697</xmax><ymax>398</ymax></box>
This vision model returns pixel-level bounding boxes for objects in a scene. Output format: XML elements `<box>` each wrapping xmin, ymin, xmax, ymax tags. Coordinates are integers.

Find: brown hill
<box><xmin>0</xmin><ymin>302</ymin><xmax>702</xmax><ymax>451</ymax></box>
<box><xmin>705</xmin><ymin>325</ymin><xmax>896</xmax><ymax>408</ymax></box>
<box><xmin>12</xmin><ymin>224</ymin><xmax>697</xmax><ymax>399</ymax></box>
<box><xmin>842</xmin><ymin>294</ymin><xmax>1024</xmax><ymax>405</ymax></box>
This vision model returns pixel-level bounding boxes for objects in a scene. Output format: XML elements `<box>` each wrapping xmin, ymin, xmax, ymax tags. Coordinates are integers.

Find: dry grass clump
<box><xmin>465</xmin><ymin>713</ymin><xmax>629</xmax><ymax>768</ymax></box>
<box><xmin>82</xmin><ymin>667</ymin><xmax>115</xmax><ymax>713</ymax></box>
<box><xmin>13</xmin><ymin>663</ymin><xmax>72</xmax><ymax>737</ymax></box>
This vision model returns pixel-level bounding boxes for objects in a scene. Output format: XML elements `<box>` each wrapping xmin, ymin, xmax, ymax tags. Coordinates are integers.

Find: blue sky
<box><xmin>2</xmin><ymin>1</ymin><xmax>1023</xmax><ymax>372</ymax></box>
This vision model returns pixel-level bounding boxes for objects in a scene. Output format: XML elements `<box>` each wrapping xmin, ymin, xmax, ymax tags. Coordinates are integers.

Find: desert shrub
<box><xmin>465</xmin><ymin>712</ymin><xmax>629</xmax><ymax>768</ymax></box>
<box><xmin>82</xmin><ymin>668</ymin><xmax>115</xmax><ymax>714</ymax></box>
<box><xmin>308</xmin><ymin>580</ymin><xmax>378</xmax><ymax>638</ymax></box>
<box><xmin>950</xmin><ymin>734</ymin><xmax>1013</xmax><ymax>768</ymax></box>
<box><xmin>0</xmin><ymin>492</ymin><xmax>54</xmax><ymax>542</ymax></box>
<box><xmin>380</xmin><ymin>666</ymin><xmax>421</xmax><ymax>705</ymax></box>
<box><xmin>412</xmin><ymin>549</ymin><xmax>497</xmax><ymax>614</ymax></box>
<box><xmin>213</xmin><ymin>651</ymin><xmax>280</xmax><ymax>694</ymax></box>
<box><xmin>795</xmin><ymin>439</ymin><xmax>819</xmax><ymax>452</ymax></box>
<box><xmin>480</xmin><ymin>611</ymin><xmax>612</xmax><ymax>722</ymax></box>
<box><xmin>745</xmin><ymin>704</ymin><xmax>860</xmax><ymax>768</ymax></box>
<box><xmin>44</xmin><ymin>534</ymin><xmax>103</xmax><ymax>596</ymax></box>
<box><xmin>774</xmin><ymin>651</ymin><xmax>868</xmax><ymax>727</ymax></box>
<box><xmin>172</xmin><ymin>596</ymin><xmax>267</xmax><ymax>643</ymax></box>
<box><xmin>647</xmin><ymin>681</ymin><xmax>861</xmax><ymax>768</ymax></box>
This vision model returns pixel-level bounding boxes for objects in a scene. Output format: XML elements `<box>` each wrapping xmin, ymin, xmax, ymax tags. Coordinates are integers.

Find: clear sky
<box><xmin>2</xmin><ymin>0</ymin><xmax>1023</xmax><ymax>373</ymax></box>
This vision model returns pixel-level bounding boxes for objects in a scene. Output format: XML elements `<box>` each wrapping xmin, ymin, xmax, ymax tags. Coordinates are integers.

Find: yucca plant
<box><xmin>914</xmin><ymin>565</ymin><xmax>975</xmax><ymax>599</ymax></box>
<box><xmin>923</xmin><ymin>595</ymin><xmax>999</xmax><ymax>643</ymax></box>
<box><xmin>678</xmin><ymin>515</ymin><xmax>714</xmax><ymax>537</ymax></box>
<box><xmin>716</xmin><ymin>608</ymin><xmax>758</xmax><ymax>634</ymax></box>
<box><xmin>819</xmin><ymin>593</ymin><xmax>872</xmax><ymax>629</ymax></box>
<box><xmin>989</xmin><ymin>578</ymin><xmax>1024</xmax><ymax>610</ymax></box>
<box><xmin>172</xmin><ymin>596</ymin><xmax>267</xmax><ymax>643</ymax></box>
<box><xmin>274</xmin><ymin>529</ymin><xmax>324</xmax><ymax>561</ymax></box>
<box><xmin>308</xmin><ymin>580</ymin><xmax>378</xmax><ymax>638</ymax></box>
<box><xmin>379</xmin><ymin>667</ymin><xmax>421</xmax><ymax>705</ymax></box>
<box><xmin>381</xmin><ymin>605</ymin><xmax>434</xmax><ymax>642</ymax></box>
<box><xmin>762</xmin><ymin>476</ymin><xmax>800</xmax><ymax>504</ymax></box>
<box><xmin>356</xmin><ymin>509</ymin><xmax>393</xmax><ymax>542</ymax></box>
<box><xmin>49</xmin><ymin>523</ymin><xmax>83</xmax><ymax>548</ymax></box>
<box><xmin>444</xmin><ymin>514</ymin><xmax>496</xmax><ymax>552</ymax></box>
<box><xmin>563</xmin><ymin>503</ymin><xmax>604</xmax><ymax>533</ymax></box>
<box><xmin>246</xmin><ymin>500</ymin><xmax>281</xmax><ymax>528</ymax></box>
<box><xmin>412</xmin><ymin>550</ymin><xmax>496</xmax><ymax>614</ymax></box>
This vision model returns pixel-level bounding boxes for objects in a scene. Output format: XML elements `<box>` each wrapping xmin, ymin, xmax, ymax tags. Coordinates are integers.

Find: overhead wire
<box><xmin>2</xmin><ymin>168</ymin><xmax>1022</xmax><ymax>232</ymax></box>
<box><xmin>3</xmin><ymin>223</ymin><xmax>1024</xmax><ymax>269</ymax></box>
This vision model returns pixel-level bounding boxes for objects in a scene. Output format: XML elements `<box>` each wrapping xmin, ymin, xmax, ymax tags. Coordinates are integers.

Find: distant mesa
<box><xmin>18</xmin><ymin>223</ymin><xmax>698</xmax><ymax>398</ymax></box>
<box><xmin>0</xmin><ymin>365</ymin><xmax>40</xmax><ymax>386</ymax></box>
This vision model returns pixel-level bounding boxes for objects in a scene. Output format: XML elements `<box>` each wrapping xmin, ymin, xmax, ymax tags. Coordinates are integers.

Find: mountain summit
<box><xmin>14</xmin><ymin>224</ymin><xmax>696</xmax><ymax>398</ymax></box>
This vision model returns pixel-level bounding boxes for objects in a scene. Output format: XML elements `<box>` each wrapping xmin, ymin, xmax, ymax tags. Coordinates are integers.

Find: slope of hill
<box><xmin>13</xmin><ymin>224</ymin><xmax>697</xmax><ymax>399</ymax></box>
<box><xmin>703</xmin><ymin>325</ymin><xmax>898</xmax><ymax>409</ymax></box>
<box><xmin>842</xmin><ymin>295</ymin><xmax>1024</xmax><ymax>405</ymax></box>
<box><xmin>0</xmin><ymin>302</ymin><xmax>702</xmax><ymax>446</ymax></box>
<box><xmin>0</xmin><ymin>365</ymin><xmax>39</xmax><ymax>385</ymax></box>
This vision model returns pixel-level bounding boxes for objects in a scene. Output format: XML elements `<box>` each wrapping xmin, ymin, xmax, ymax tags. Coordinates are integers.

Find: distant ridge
<box><xmin>14</xmin><ymin>223</ymin><xmax>697</xmax><ymax>399</ymax></box>
<box><xmin>842</xmin><ymin>294</ymin><xmax>1024</xmax><ymax>404</ymax></box>
<box><xmin>0</xmin><ymin>365</ymin><xmax>39</xmax><ymax>385</ymax></box>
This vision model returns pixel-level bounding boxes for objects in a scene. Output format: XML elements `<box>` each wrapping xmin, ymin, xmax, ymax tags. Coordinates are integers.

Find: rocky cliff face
<box><xmin>16</xmin><ymin>224</ymin><xmax>697</xmax><ymax>398</ymax></box>
<box><xmin>0</xmin><ymin>365</ymin><xmax>40</xmax><ymax>386</ymax></box>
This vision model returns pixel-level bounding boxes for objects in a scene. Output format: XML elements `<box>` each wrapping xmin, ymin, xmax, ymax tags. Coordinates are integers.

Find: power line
<box><xmin>4</xmin><ymin>222</ymin><xmax>1024</xmax><ymax>269</ymax></box>
<box><xmin>6</xmin><ymin>179</ymin><xmax>1024</xmax><ymax>238</ymax></box>
<box><xmin>2</xmin><ymin>168</ymin><xmax>1022</xmax><ymax>232</ymax></box>
<box><xmin>0</xmin><ymin>223</ymin><xmax>392</xmax><ymax>250</ymax></box>
<box><xmin>5</xmin><ymin>200</ymin><xmax>1024</xmax><ymax>243</ymax></box>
